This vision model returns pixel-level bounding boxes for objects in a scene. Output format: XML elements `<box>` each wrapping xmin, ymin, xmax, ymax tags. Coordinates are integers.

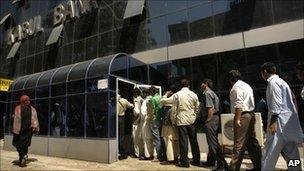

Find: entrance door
<box><xmin>116</xmin><ymin>78</ymin><xmax>162</xmax><ymax>160</ymax></box>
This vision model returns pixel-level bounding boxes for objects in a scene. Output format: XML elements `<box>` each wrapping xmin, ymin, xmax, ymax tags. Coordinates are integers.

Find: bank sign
<box><xmin>6</xmin><ymin>0</ymin><xmax>98</xmax><ymax>46</ymax></box>
<box><xmin>0</xmin><ymin>78</ymin><xmax>13</xmax><ymax>92</ymax></box>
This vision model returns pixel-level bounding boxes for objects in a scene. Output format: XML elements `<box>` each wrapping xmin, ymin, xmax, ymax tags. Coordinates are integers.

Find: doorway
<box><xmin>115</xmin><ymin>78</ymin><xmax>162</xmax><ymax>160</ymax></box>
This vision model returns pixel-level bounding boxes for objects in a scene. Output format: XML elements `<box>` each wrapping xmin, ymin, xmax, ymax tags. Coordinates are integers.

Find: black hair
<box><xmin>180</xmin><ymin>78</ymin><xmax>190</xmax><ymax>88</ymax></box>
<box><xmin>296</xmin><ymin>63</ymin><xmax>304</xmax><ymax>71</ymax></box>
<box><xmin>202</xmin><ymin>78</ymin><xmax>213</xmax><ymax>89</ymax></box>
<box><xmin>149</xmin><ymin>86</ymin><xmax>158</xmax><ymax>95</ymax></box>
<box><xmin>260</xmin><ymin>62</ymin><xmax>276</xmax><ymax>74</ymax></box>
<box><xmin>133</xmin><ymin>88</ymin><xmax>141</xmax><ymax>97</ymax></box>
<box><xmin>228</xmin><ymin>70</ymin><xmax>241</xmax><ymax>83</ymax></box>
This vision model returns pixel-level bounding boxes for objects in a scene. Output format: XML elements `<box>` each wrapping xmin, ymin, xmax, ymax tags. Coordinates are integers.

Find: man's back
<box><xmin>173</xmin><ymin>87</ymin><xmax>200</xmax><ymax>126</ymax></box>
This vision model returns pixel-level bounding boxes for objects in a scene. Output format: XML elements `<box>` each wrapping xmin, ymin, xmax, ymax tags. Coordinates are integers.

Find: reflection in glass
<box><xmin>86</xmin><ymin>36</ymin><xmax>98</xmax><ymax>60</ymax></box>
<box><xmin>191</xmin><ymin>54</ymin><xmax>217</xmax><ymax>94</ymax></box>
<box><xmin>73</xmin><ymin>40</ymin><xmax>85</xmax><ymax>63</ymax></box>
<box><xmin>169</xmin><ymin>58</ymin><xmax>192</xmax><ymax>88</ymax></box>
<box><xmin>50</xmin><ymin>98</ymin><xmax>66</xmax><ymax>136</ymax></box>
<box><xmin>67</xmin><ymin>95</ymin><xmax>84</xmax><ymax>137</ymax></box>
<box><xmin>98</xmin><ymin>31</ymin><xmax>113</xmax><ymax>57</ymax></box>
<box><xmin>68</xmin><ymin>80</ymin><xmax>85</xmax><ymax>94</ymax></box>
<box><xmin>166</xmin><ymin>10</ymin><xmax>189</xmax><ymax>45</ymax></box>
<box><xmin>35</xmin><ymin>99</ymin><xmax>49</xmax><ymax>135</ymax></box>
<box><xmin>99</xmin><ymin>4</ymin><xmax>113</xmax><ymax>33</ymax></box>
<box><xmin>86</xmin><ymin>92</ymin><xmax>108</xmax><ymax>137</ymax></box>
<box><xmin>189</xmin><ymin>3</ymin><xmax>214</xmax><ymax>40</ymax></box>
<box><xmin>146</xmin><ymin>16</ymin><xmax>167</xmax><ymax>49</ymax></box>
<box><xmin>149</xmin><ymin>62</ymin><xmax>169</xmax><ymax>89</ymax></box>
<box><xmin>272</xmin><ymin>0</ymin><xmax>303</xmax><ymax>24</ymax></box>
<box><xmin>218</xmin><ymin>50</ymin><xmax>246</xmax><ymax>91</ymax></box>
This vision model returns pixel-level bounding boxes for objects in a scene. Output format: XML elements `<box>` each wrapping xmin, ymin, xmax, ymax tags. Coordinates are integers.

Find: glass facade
<box><xmin>0</xmin><ymin>0</ymin><xmax>303</xmax><ymax>77</ymax></box>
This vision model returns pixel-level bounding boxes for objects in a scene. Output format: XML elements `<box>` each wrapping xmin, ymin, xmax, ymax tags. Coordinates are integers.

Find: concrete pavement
<box><xmin>1</xmin><ymin>140</ymin><xmax>303</xmax><ymax>170</ymax></box>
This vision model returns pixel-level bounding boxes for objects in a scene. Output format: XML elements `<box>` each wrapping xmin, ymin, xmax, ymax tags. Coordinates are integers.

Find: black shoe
<box><xmin>201</xmin><ymin>161</ymin><xmax>216</xmax><ymax>167</ymax></box>
<box><xmin>190</xmin><ymin>161</ymin><xmax>201</xmax><ymax>166</ymax></box>
<box><xmin>118</xmin><ymin>154</ymin><xmax>128</xmax><ymax>160</ymax></box>
<box><xmin>176</xmin><ymin>163</ymin><xmax>190</xmax><ymax>168</ymax></box>
<box><xmin>19</xmin><ymin>157</ymin><xmax>26</xmax><ymax>167</ymax></box>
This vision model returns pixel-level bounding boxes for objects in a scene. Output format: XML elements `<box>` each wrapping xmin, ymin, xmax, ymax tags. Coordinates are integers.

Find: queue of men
<box><xmin>117</xmin><ymin>62</ymin><xmax>303</xmax><ymax>171</ymax></box>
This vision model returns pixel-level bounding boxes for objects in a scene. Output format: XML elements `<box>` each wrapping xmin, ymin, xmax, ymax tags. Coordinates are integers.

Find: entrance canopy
<box><xmin>10</xmin><ymin>53</ymin><xmax>147</xmax><ymax>92</ymax></box>
<box><xmin>6</xmin><ymin>53</ymin><xmax>148</xmax><ymax>138</ymax></box>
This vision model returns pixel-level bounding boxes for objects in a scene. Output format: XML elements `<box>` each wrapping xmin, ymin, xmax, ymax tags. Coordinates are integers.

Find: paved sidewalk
<box><xmin>1</xmin><ymin>140</ymin><xmax>302</xmax><ymax>170</ymax></box>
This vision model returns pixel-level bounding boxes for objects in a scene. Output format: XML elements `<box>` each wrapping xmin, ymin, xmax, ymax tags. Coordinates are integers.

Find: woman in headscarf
<box><xmin>12</xmin><ymin>95</ymin><xmax>39</xmax><ymax>167</ymax></box>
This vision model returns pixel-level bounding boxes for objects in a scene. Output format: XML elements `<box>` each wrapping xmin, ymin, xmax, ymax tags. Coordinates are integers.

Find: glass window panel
<box><xmin>27</xmin><ymin>37</ymin><xmax>36</xmax><ymax>55</ymax></box>
<box><xmin>67</xmin><ymin>80</ymin><xmax>85</xmax><ymax>94</ymax></box>
<box><xmin>51</xmin><ymin>83</ymin><xmax>66</xmax><ymax>97</ymax></box>
<box><xmin>191</xmin><ymin>54</ymin><xmax>218</xmax><ymax>94</ymax></box>
<box><xmin>19</xmin><ymin>39</ymin><xmax>28</xmax><ymax>59</ymax></box>
<box><xmin>69</xmin><ymin>61</ymin><xmax>92</xmax><ymax>81</ymax></box>
<box><xmin>165</xmin><ymin>1</ymin><xmax>187</xmax><ymax>14</ymax></box>
<box><xmin>35</xmin><ymin>99</ymin><xmax>49</xmax><ymax>135</ymax></box>
<box><xmin>52</xmin><ymin>65</ymin><xmax>73</xmax><ymax>83</ymax></box>
<box><xmin>146</xmin><ymin>0</ymin><xmax>166</xmax><ymax>18</ymax></box>
<box><xmin>50</xmin><ymin>97</ymin><xmax>66</xmax><ymax>136</ymax></box>
<box><xmin>99</xmin><ymin>4</ymin><xmax>113</xmax><ymax>33</ymax></box>
<box><xmin>74</xmin><ymin>10</ymin><xmax>98</xmax><ymax>40</ymax></box>
<box><xmin>169</xmin><ymin>58</ymin><xmax>192</xmax><ymax>88</ymax></box>
<box><xmin>86</xmin><ymin>36</ymin><xmax>98</xmax><ymax>60</ymax></box>
<box><xmin>35</xmin><ymin>32</ymin><xmax>44</xmax><ymax>53</ymax></box>
<box><xmin>34</xmin><ymin>53</ymin><xmax>43</xmax><ymax>73</ymax></box>
<box><xmin>62</xmin><ymin>44</ymin><xmax>73</xmax><ymax>66</ymax></box>
<box><xmin>98</xmin><ymin>31</ymin><xmax>113</xmax><ymax>57</ymax></box>
<box><xmin>110</xmin><ymin>55</ymin><xmax>127</xmax><ymax>78</ymax></box>
<box><xmin>87</xmin><ymin>55</ymin><xmax>113</xmax><ymax>78</ymax></box>
<box><xmin>4</xmin><ymin>102</ymin><xmax>13</xmax><ymax>134</ymax></box>
<box><xmin>129</xmin><ymin>58</ymin><xmax>148</xmax><ymax>83</ymax></box>
<box><xmin>277</xmin><ymin>39</ymin><xmax>304</xmax><ymax>86</ymax></box>
<box><xmin>26</xmin><ymin>56</ymin><xmax>34</xmax><ymax>75</ymax></box>
<box><xmin>218</xmin><ymin>50</ymin><xmax>247</xmax><ymax>91</ymax></box>
<box><xmin>36</xmin><ymin>86</ymin><xmax>49</xmax><ymax>98</ymax></box>
<box><xmin>113</xmin><ymin>1</ymin><xmax>128</xmax><ymax>29</ymax></box>
<box><xmin>213</xmin><ymin>0</ymin><xmax>243</xmax><ymax>35</ymax></box>
<box><xmin>149</xmin><ymin>61</ymin><xmax>169</xmax><ymax>89</ymax></box>
<box><xmin>67</xmin><ymin>95</ymin><xmax>85</xmax><ymax>137</ymax></box>
<box><xmin>146</xmin><ymin>16</ymin><xmax>167</xmax><ymax>49</ymax></box>
<box><xmin>109</xmin><ymin>91</ymin><xmax>116</xmax><ymax>138</ymax></box>
<box><xmin>246</xmin><ymin>44</ymin><xmax>279</xmax><ymax>89</ymax></box>
<box><xmin>62</xmin><ymin>21</ymin><xmax>74</xmax><ymax>44</ymax></box>
<box><xmin>43</xmin><ymin>47</ymin><xmax>61</xmax><ymax>70</ymax></box>
<box><xmin>166</xmin><ymin>10</ymin><xmax>189</xmax><ymax>45</ymax></box>
<box><xmin>189</xmin><ymin>2</ymin><xmax>214</xmax><ymax>41</ymax></box>
<box><xmin>188</xmin><ymin>0</ymin><xmax>211</xmax><ymax>7</ymax></box>
<box><xmin>38</xmin><ymin>70</ymin><xmax>55</xmax><ymax>86</ymax></box>
<box><xmin>73</xmin><ymin>40</ymin><xmax>85</xmax><ymax>63</ymax></box>
<box><xmin>12</xmin><ymin>91</ymin><xmax>24</xmax><ymax>101</ymax></box>
<box><xmin>240</xmin><ymin>0</ymin><xmax>273</xmax><ymax>30</ymax></box>
<box><xmin>86</xmin><ymin>92</ymin><xmax>108</xmax><ymax>137</ymax></box>
<box><xmin>24</xmin><ymin>73</ymin><xmax>42</xmax><ymax>88</ymax></box>
<box><xmin>87</xmin><ymin>77</ymin><xmax>101</xmax><ymax>92</ymax></box>
<box><xmin>273</xmin><ymin>0</ymin><xmax>304</xmax><ymax>24</ymax></box>
<box><xmin>14</xmin><ymin>76</ymin><xmax>29</xmax><ymax>90</ymax></box>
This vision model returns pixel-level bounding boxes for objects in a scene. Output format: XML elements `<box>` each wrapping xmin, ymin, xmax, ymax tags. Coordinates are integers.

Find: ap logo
<box><xmin>287</xmin><ymin>159</ymin><xmax>301</xmax><ymax>167</ymax></box>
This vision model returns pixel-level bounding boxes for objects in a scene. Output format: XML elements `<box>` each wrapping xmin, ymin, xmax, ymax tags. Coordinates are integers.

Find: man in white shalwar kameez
<box><xmin>132</xmin><ymin>88</ymin><xmax>144</xmax><ymax>158</ymax></box>
<box><xmin>140</xmin><ymin>90</ymin><xmax>154</xmax><ymax>160</ymax></box>
<box><xmin>261</xmin><ymin>62</ymin><xmax>303</xmax><ymax>171</ymax></box>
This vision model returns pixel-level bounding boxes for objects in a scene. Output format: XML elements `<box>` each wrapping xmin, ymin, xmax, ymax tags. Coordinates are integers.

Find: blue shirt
<box><xmin>266</xmin><ymin>75</ymin><xmax>303</xmax><ymax>142</ymax></box>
